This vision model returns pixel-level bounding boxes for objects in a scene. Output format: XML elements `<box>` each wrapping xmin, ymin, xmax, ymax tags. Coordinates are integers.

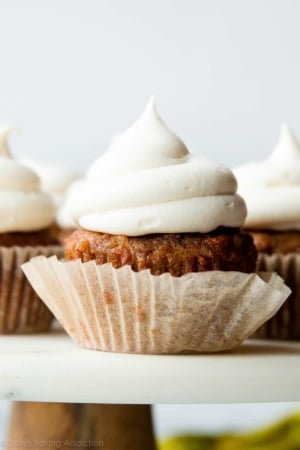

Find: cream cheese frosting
<box><xmin>0</xmin><ymin>126</ymin><xmax>55</xmax><ymax>233</ymax></box>
<box><xmin>67</xmin><ymin>98</ymin><xmax>246</xmax><ymax>236</ymax></box>
<box><xmin>233</xmin><ymin>125</ymin><xmax>300</xmax><ymax>230</ymax></box>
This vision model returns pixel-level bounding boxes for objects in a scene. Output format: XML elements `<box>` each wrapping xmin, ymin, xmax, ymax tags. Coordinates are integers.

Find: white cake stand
<box><xmin>1</xmin><ymin>332</ymin><xmax>300</xmax><ymax>450</ymax></box>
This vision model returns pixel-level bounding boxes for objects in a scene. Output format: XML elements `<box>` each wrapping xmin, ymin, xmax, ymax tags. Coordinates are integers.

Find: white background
<box><xmin>0</xmin><ymin>0</ymin><xmax>300</xmax><ymax>441</ymax></box>
<box><xmin>1</xmin><ymin>0</ymin><xmax>300</xmax><ymax>170</ymax></box>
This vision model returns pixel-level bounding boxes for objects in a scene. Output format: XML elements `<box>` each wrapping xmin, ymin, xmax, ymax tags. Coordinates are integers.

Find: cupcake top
<box><xmin>233</xmin><ymin>125</ymin><xmax>300</xmax><ymax>230</ymax></box>
<box><xmin>67</xmin><ymin>98</ymin><xmax>246</xmax><ymax>236</ymax></box>
<box><xmin>0</xmin><ymin>126</ymin><xmax>55</xmax><ymax>233</ymax></box>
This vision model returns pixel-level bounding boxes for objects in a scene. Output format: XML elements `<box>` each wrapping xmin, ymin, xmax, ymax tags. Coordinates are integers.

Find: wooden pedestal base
<box><xmin>6</xmin><ymin>402</ymin><xmax>157</xmax><ymax>450</ymax></box>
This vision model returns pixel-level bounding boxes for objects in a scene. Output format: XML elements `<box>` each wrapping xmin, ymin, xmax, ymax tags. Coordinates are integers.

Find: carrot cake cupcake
<box><xmin>233</xmin><ymin>125</ymin><xmax>300</xmax><ymax>339</ymax></box>
<box><xmin>22</xmin><ymin>101</ymin><xmax>290</xmax><ymax>353</ymax></box>
<box><xmin>65</xmin><ymin>98</ymin><xmax>256</xmax><ymax>274</ymax></box>
<box><xmin>0</xmin><ymin>126</ymin><xmax>62</xmax><ymax>333</ymax></box>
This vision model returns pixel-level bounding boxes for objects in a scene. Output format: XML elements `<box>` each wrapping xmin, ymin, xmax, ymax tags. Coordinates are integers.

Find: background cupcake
<box><xmin>22</xmin><ymin>100</ymin><xmax>289</xmax><ymax>353</ymax></box>
<box><xmin>21</xmin><ymin>157</ymin><xmax>78</xmax><ymax>207</ymax></box>
<box><xmin>233</xmin><ymin>125</ymin><xmax>300</xmax><ymax>339</ymax></box>
<box><xmin>0</xmin><ymin>126</ymin><xmax>62</xmax><ymax>333</ymax></box>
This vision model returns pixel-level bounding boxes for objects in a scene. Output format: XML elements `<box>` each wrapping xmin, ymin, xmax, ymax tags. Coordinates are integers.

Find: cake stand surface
<box><xmin>0</xmin><ymin>331</ymin><xmax>299</xmax><ymax>404</ymax></box>
<box><xmin>1</xmin><ymin>332</ymin><xmax>299</xmax><ymax>450</ymax></box>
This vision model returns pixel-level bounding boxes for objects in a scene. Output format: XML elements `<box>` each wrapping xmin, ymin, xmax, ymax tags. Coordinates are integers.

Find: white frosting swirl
<box><xmin>0</xmin><ymin>127</ymin><xmax>55</xmax><ymax>233</ymax></box>
<box><xmin>67</xmin><ymin>98</ymin><xmax>246</xmax><ymax>236</ymax></box>
<box><xmin>233</xmin><ymin>125</ymin><xmax>300</xmax><ymax>230</ymax></box>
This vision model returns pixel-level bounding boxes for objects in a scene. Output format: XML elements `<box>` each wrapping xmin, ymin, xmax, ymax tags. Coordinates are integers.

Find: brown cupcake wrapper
<box><xmin>22</xmin><ymin>256</ymin><xmax>290</xmax><ymax>353</ymax></box>
<box><xmin>252</xmin><ymin>253</ymin><xmax>300</xmax><ymax>340</ymax></box>
<box><xmin>0</xmin><ymin>246</ymin><xmax>63</xmax><ymax>334</ymax></box>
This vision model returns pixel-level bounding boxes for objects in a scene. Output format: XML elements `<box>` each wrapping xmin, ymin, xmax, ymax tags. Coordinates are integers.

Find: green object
<box><xmin>158</xmin><ymin>412</ymin><xmax>300</xmax><ymax>450</ymax></box>
<box><xmin>159</xmin><ymin>435</ymin><xmax>216</xmax><ymax>450</ymax></box>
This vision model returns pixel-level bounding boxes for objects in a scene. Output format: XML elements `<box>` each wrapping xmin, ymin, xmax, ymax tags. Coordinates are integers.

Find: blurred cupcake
<box><xmin>21</xmin><ymin>157</ymin><xmax>78</xmax><ymax>207</ymax></box>
<box><xmin>22</xmin><ymin>100</ymin><xmax>290</xmax><ymax>353</ymax></box>
<box><xmin>233</xmin><ymin>125</ymin><xmax>300</xmax><ymax>339</ymax></box>
<box><xmin>0</xmin><ymin>126</ymin><xmax>62</xmax><ymax>333</ymax></box>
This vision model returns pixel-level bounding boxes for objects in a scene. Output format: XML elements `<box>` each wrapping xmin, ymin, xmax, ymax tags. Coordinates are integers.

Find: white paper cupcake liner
<box><xmin>252</xmin><ymin>253</ymin><xmax>300</xmax><ymax>340</ymax></box>
<box><xmin>0</xmin><ymin>246</ymin><xmax>63</xmax><ymax>334</ymax></box>
<box><xmin>22</xmin><ymin>256</ymin><xmax>290</xmax><ymax>353</ymax></box>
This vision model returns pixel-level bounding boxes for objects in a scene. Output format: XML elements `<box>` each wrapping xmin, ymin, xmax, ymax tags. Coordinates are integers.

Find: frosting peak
<box><xmin>0</xmin><ymin>126</ymin><xmax>55</xmax><ymax>232</ymax></box>
<box><xmin>0</xmin><ymin>126</ymin><xmax>14</xmax><ymax>157</ymax></box>
<box><xmin>0</xmin><ymin>127</ymin><xmax>40</xmax><ymax>192</ymax></box>
<box><xmin>270</xmin><ymin>124</ymin><xmax>300</xmax><ymax>163</ymax></box>
<box><xmin>68</xmin><ymin>99</ymin><xmax>246</xmax><ymax>236</ymax></box>
<box><xmin>88</xmin><ymin>97</ymin><xmax>189</xmax><ymax>179</ymax></box>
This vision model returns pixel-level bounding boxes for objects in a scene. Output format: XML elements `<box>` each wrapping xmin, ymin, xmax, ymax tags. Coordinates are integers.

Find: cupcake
<box><xmin>233</xmin><ymin>125</ymin><xmax>300</xmax><ymax>339</ymax></box>
<box><xmin>22</xmin><ymin>100</ymin><xmax>290</xmax><ymax>353</ymax></box>
<box><xmin>0</xmin><ymin>126</ymin><xmax>62</xmax><ymax>333</ymax></box>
